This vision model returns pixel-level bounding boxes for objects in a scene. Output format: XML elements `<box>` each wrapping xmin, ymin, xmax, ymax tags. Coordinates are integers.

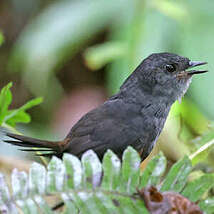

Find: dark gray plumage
<box><xmin>4</xmin><ymin>53</ymin><xmax>207</xmax><ymax>160</ymax></box>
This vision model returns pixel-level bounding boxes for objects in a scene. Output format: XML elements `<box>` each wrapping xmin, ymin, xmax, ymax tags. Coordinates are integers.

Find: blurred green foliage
<box><xmin>8</xmin><ymin>0</ymin><xmax>214</xmax><ymax>113</ymax></box>
<box><xmin>0</xmin><ymin>32</ymin><xmax>4</xmax><ymax>46</ymax></box>
<box><xmin>1</xmin><ymin>0</ymin><xmax>214</xmax><ymax>166</ymax></box>
<box><xmin>0</xmin><ymin>82</ymin><xmax>43</xmax><ymax>128</ymax></box>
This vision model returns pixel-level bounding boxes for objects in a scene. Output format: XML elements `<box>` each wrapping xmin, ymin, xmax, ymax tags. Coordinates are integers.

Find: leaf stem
<box><xmin>189</xmin><ymin>139</ymin><xmax>214</xmax><ymax>160</ymax></box>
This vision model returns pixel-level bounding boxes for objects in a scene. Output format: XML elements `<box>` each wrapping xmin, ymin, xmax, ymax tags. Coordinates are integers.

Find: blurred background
<box><xmin>0</xmin><ymin>0</ymin><xmax>214</xmax><ymax>169</ymax></box>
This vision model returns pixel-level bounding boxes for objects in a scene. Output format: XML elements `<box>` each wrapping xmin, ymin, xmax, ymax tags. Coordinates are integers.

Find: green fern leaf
<box><xmin>0</xmin><ymin>147</ymin><xmax>213</xmax><ymax>213</ymax></box>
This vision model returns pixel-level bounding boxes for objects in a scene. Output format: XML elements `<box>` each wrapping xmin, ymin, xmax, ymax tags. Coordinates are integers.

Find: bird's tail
<box><xmin>4</xmin><ymin>133</ymin><xmax>67</xmax><ymax>157</ymax></box>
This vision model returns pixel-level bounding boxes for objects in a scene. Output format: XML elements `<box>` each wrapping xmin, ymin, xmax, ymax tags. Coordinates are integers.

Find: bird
<box><xmin>4</xmin><ymin>53</ymin><xmax>208</xmax><ymax>160</ymax></box>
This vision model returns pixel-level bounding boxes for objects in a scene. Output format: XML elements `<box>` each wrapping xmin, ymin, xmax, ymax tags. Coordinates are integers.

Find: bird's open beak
<box><xmin>187</xmin><ymin>61</ymin><xmax>208</xmax><ymax>75</ymax></box>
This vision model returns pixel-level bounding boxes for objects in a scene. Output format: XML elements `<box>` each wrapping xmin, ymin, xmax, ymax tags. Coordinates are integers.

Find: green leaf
<box><xmin>182</xmin><ymin>174</ymin><xmax>214</xmax><ymax>202</ymax></box>
<box><xmin>17</xmin><ymin>199</ymin><xmax>38</xmax><ymax>214</ymax></box>
<box><xmin>160</xmin><ymin>156</ymin><xmax>192</xmax><ymax>192</ymax></box>
<box><xmin>61</xmin><ymin>193</ymin><xmax>78</xmax><ymax>214</ymax></box>
<box><xmin>152</xmin><ymin>0</ymin><xmax>188</xmax><ymax>21</ymax></box>
<box><xmin>0</xmin><ymin>82</ymin><xmax>12</xmax><ymax>125</ymax></box>
<box><xmin>11</xmin><ymin>169</ymin><xmax>39</xmax><ymax>214</ymax></box>
<box><xmin>63</xmin><ymin>153</ymin><xmax>82</xmax><ymax>189</ymax></box>
<box><xmin>68</xmin><ymin>192</ymin><xmax>94</xmax><ymax>214</ymax></box>
<box><xmin>11</xmin><ymin>169</ymin><xmax>28</xmax><ymax>199</ymax></box>
<box><xmin>47</xmin><ymin>156</ymin><xmax>66</xmax><ymax>192</ymax></box>
<box><xmin>0</xmin><ymin>173</ymin><xmax>18</xmax><ymax>214</ymax></box>
<box><xmin>93</xmin><ymin>192</ymin><xmax>118</xmax><ymax>212</ymax></box>
<box><xmin>81</xmin><ymin>150</ymin><xmax>102</xmax><ymax>188</ymax></box>
<box><xmin>0</xmin><ymin>32</ymin><xmax>4</xmax><ymax>46</ymax></box>
<box><xmin>34</xmin><ymin>196</ymin><xmax>53</xmax><ymax>214</ymax></box>
<box><xmin>6</xmin><ymin>111</ymin><xmax>31</xmax><ymax>126</ymax></box>
<box><xmin>4</xmin><ymin>97</ymin><xmax>43</xmax><ymax>125</ymax></box>
<box><xmin>190</xmin><ymin>138</ymin><xmax>214</xmax><ymax>166</ymax></box>
<box><xmin>101</xmin><ymin>150</ymin><xmax>121</xmax><ymax>191</ymax></box>
<box><xmin>0</xmin><ymin>147</ymin><xmax>212</xmax><ymax>213</ymax></box>
<box><xmin>81</xmin><ymin>193</ymin><xmax>109</xmax><ymax>214</ymax></box>
<box><xmin>84</xmin><ymin>42</ymin><xmax>127</xmax><ymax>70</ymax></box>
<box><xmin>120</xmin><ymin>146</ymin><xmax>141</xmax><ymax>193</ymax></box>
<box><xmin>140</xmin><ymin>152</ymin><xmax>166</xmax><ymax>187</ymax></box>
<box><xmin>0</xmin><ymin>173</ymin><xmax>10</xmax><ymax>204</ymax></box>
<box><xmin>69</xmin><ymin>192</ymin><xmax>110</xmax><ymax>214</ymax></box>
<box><xmin>29</xmin><ymin>162</ymin><xmax>46</xmax><ymax>195</ymax></box>
<box><xmin>171</xmin><ymin>99</ymin><xmax>209</xmax><ymax>135</ymax></box>
<box><xmin>110</xmin><ymin>194</ymin><xmax>146</xmax><ymax>214</ymax></box>
<box><xmin>0</xmin><ymin>82</ymin><xmax>43</xmax><ymax>127</ymax></box>
<box><xmin>199</xmin><ymin>198</ymin><xmax>214</xmax><ymax>214</ymax></box>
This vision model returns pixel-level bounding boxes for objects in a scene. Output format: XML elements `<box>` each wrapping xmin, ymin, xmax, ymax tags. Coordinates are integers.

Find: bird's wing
<box><xmin>65</xmin><ymin>100</ymin><xmax>140</xmax><ymax>159</ymax></box>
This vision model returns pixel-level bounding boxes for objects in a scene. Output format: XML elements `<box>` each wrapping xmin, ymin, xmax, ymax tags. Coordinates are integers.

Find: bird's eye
<box><xmin>165</xmin><ymin>64</ymin><xmax>176</xmax><ymax>72</ymax></box>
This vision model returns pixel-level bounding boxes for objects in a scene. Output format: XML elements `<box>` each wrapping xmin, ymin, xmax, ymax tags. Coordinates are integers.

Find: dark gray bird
<box><xmin>4</xmin><ymin>53</ymin><xmax>207</xmax><ymax>160</ymax></box>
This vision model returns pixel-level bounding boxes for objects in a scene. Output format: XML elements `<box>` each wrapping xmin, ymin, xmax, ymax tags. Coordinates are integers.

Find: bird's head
<box><xmin>140</xmin><ymin>52</ymin><xmax>208</xmax><ymax>102</ymax></box>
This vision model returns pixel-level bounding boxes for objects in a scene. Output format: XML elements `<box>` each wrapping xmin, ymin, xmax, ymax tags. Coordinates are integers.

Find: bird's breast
<box><xmin>137</xmin><ymin>102</ymin><xmax>171</xmax><ymax>138</ymax></box>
